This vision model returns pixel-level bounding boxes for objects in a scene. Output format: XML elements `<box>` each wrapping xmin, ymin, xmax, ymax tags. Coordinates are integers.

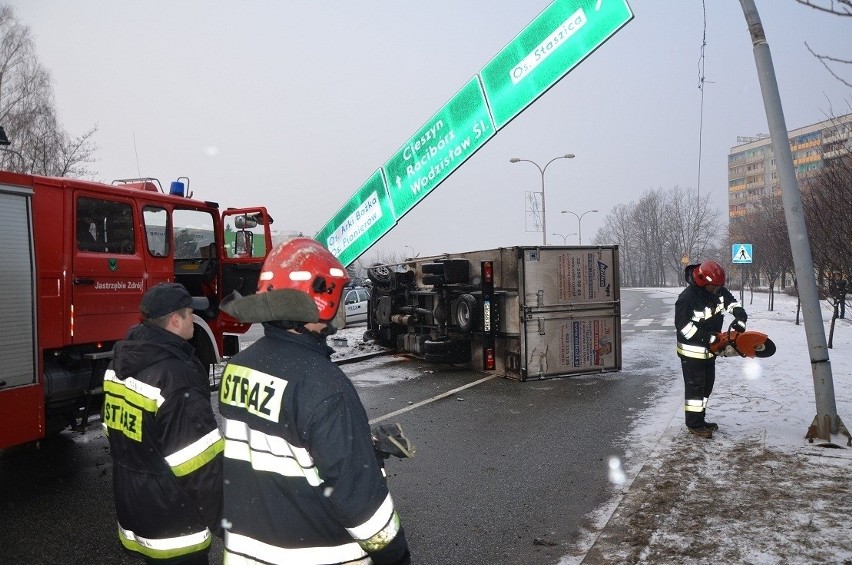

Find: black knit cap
<box><xmin>140</xmin><ymin>282</ymin><xmax>209</xmax><ymax>319</ymax></box>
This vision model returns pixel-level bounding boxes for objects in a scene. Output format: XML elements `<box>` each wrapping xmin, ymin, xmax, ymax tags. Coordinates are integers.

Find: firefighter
<box><xmin>675</xmin><ymin>260</ymin><xmax>747</xmax><ymax>439</ymax></box>
<box><xmin>103</xmin><ymin>282</ymin><xmax>224</xmax><ymax>564</ymax></box>
<box><xmin>218</xmin><ymin>238</ymin><xmax>411</xmax><ymax>565</ymax></box>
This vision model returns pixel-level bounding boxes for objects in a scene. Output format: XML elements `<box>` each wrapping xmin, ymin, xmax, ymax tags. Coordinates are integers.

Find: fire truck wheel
<box><xmin>454</xmin><ymin>294</ymin><xmax>478</xmax><ymax>332</ymax></box>
<box><xmin>192</xmin><ymin>333</ymin><xmax>217</xmax><ymax>391</ymax></box>
<box><xmin>368</xmin><ymin>265</ymin><xmax>394</xmax><ymax>287</ymax></box>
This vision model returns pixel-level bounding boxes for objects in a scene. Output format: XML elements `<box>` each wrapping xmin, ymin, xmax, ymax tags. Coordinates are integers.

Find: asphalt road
<box><xmin>0</xmin><ymin>289</ymin><xmax>673</xmax><ymax>565</ymax></box>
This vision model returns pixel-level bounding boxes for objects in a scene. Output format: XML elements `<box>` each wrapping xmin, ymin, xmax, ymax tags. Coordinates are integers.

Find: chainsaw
<box><xmin>709</xmin><ymin>322</ymin><xmax>776</xmax><ymax>358</ymax></box>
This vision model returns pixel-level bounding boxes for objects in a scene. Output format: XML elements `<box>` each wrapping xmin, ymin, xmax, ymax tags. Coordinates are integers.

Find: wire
<box><xmin>696</xmin><ymin>0</ymin><xmax>707</xmax><ymax>205</ymax></box>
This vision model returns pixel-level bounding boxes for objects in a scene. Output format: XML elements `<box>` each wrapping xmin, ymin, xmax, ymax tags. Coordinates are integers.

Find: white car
<box><xmin>343</xmin><ymin>287</ymin><xmax>370</xmax><ymax>325</ymax></box>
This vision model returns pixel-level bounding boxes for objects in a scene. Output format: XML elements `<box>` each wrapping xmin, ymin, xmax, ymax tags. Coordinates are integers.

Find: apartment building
<box><xmin>727</xmin><ymin>113</ymin><xmax>852</xmax><ymax>221</ymax></box>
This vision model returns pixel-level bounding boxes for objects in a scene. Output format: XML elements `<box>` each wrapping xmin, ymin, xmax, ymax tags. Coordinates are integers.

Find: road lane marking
<box><xmin>369</xmin><ymin>373</ymin><xmax>501</xmax><ymax>424</ymax></box>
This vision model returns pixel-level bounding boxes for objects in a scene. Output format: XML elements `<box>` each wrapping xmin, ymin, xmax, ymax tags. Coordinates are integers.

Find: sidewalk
<box><xmin>562</xmin><ymin>289</ymin><xmax>852</xmax><ymax>565</ymax></box>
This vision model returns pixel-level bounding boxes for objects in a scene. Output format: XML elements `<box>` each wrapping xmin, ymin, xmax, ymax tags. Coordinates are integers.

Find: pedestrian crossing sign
<box><xmin>732</xmin><ymin>243</ymin><xmax>753</xmax><ymax>264</ymax></box>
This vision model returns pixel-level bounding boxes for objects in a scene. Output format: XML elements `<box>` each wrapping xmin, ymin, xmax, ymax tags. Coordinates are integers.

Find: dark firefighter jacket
<box><xmin>103</xmin><ymin>322</ymin><xmax>224</xmax><ymax>561</ymax></box>
<box><xmin>676</xmin><ymin>266</ymin><xmax>742</xmax><ymax>360</ymax></box>
<box><xmin>218</xmin><ymin>324</ymin><xmax>409</xmax><ymax>565</ymax></box>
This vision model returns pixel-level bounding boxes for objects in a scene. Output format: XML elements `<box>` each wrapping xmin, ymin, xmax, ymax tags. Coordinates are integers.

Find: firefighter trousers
<box><xmin>680</xmin><ymin>357</ymin><xmax>716</xmax><ymax>429</ymax></box>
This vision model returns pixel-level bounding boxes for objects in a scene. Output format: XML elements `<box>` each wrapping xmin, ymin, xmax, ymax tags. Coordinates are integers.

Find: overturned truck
<box><xmin>365</xmin><ymin>246</ymin><xmax>621</xmax><ymax>381</ymax></box>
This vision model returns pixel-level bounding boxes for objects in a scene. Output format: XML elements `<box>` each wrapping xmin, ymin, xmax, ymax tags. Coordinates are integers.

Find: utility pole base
<box><xmin>805</xmin><ymin>414</ymin><xmax>851</xmax><ymax>447</ymax></box>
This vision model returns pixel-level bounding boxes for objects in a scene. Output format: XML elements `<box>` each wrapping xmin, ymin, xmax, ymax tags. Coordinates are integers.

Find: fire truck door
<box><xmin>220</xmin><ymin>208</ymin><xmax>272</xmax><ymax>298</ymax></box>
<box><xmin>71</xmin><ymin>195</ymin><xmax>145</xmax><ymax>344</ymax></box>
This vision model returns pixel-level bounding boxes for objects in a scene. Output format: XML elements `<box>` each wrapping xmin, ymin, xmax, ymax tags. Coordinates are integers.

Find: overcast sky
<box><xmin>8</xmin><ymin>1</ymin><xmax>851</xmax><ymax>263</ymax></box>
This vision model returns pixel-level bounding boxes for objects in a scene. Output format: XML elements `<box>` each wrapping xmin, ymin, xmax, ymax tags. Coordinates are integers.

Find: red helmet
<box><xmin>258</xmin><ymin>238</ymin><xmax>349</xmax><ymax>322</ymax></box>
<box><xmin>694</xmin><ymin>260</ymin><xmax>726</xmax><ymax>288</ymax></box>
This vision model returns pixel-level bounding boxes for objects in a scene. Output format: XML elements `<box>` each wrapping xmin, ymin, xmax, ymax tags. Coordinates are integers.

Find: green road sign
<box><xmin>317</xmin><ymin>0</ymin><xmax>633</xmax><ymax>266</ymax></box>
<box><xmin>315</xmin><ymin>169</ymin><xmax>396</xmax><ymax>267</ymax></box>
<box><xmin>482</xmin><ymin>0</ymin><xmax>633</xmax><ymax>129</ymax></box>
<box><xmin>385</xmin><ymin>77</ymin><xmax>495</xmax><ymax>218</ymax></box>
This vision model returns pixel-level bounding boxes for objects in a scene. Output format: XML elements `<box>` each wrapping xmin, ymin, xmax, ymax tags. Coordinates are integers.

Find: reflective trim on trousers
<box><xmin>685</xmin><ymin>398</ymin><xmax>706</xmax><ymax>413</ymax></box>
<box><xmin>223</xmin><ymin>531</ymin><xmax>369</xmax><ymax>565</ymax></box>
<box><xmin>118</xmin><ymin>523</ymin><xmax>211</xmax><ymax>560</ymax></box>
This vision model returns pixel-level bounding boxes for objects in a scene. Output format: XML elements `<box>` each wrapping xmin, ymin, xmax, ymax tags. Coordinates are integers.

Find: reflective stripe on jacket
<box><xmin>675</xmin><ymin>284</ymin><xmax>740</xmax><ymax>359</ymax></box>
<box><xmin>219</xmin><ymin>325</ymin><xmax>404</xmax><ymax>565</ymax></box>
<box><xmin>105</xmin><ymin>322</ymin><xmax>224</xmax><ymax>560</ymax></box>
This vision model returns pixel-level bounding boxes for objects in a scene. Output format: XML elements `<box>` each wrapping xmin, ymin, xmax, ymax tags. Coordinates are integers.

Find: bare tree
<box><xmin>731</xmin><ymin>196</ymin><xmax>792</xmax><ymax>310</ymax></box>
<box><xmin>595</xmin><ymin>203</ymin><xmax>639</xmax><ymax>286</ymax></box>
<box><xmin>663</xmin><ymin>186</ymin><xmax>722</xmax><ymax>280</ymax></box>
<box><xmin>795</xmin><ymin>0</ymin><xmax>852</xmax><ymax>16</ymax></box>
<box><xmin>0</xmin><ymin>4</ymin><xmax>97</xmax><ymax>176</ymax></box>
<box><xmin>795</xmin><ymin>0</ymin><xmax>852</xmax><ymax>87</ymax></box>
<box><xmin>592</xmin><ymin>186</ymin><xmax>722</xmax><ymax>287</ymax></box>
<box><xmin>801</xmin><ymin>152</ymin><xmax>852</xmax><ymax>343</ymax></box>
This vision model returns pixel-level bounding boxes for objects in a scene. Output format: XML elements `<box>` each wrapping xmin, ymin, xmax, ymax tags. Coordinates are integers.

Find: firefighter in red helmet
<box><xmin>218</xmin><ymin>238</ymin><xmax>411</xmax><ymax>564</ymax></box>
<box><xmin>675</xmin><ymin>260</ymin><xmax>748</xmax><ymax>439</ymax></box>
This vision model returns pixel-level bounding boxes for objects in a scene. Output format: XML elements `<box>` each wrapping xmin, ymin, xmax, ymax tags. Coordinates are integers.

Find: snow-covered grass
<box><xmin>561</xmin><ymin>288</ymin><xmax>852</xmax><ymax>565</ymax></box>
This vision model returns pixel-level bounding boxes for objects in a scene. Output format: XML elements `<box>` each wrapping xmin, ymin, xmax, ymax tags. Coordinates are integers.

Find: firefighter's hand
<box><xmin>707</xmin><ymin>333</ymin><xmax>722</xmax><ymax>354</ymax></box>
<box><xmin>732</xmin><ymin>307</ymin><xmax>747</xmax><ymax>331</ymax></box>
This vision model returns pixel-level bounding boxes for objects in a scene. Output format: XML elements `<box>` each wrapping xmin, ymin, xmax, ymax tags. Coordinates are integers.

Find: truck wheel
<box><xmin>368</xmin><ymin>265</ymin><xmax>394</xmax><ymax>286</ymax></box>
<box><xmin>454</xmin><ymin>294</ymin><xmax>478</xmax><ymax>332</ymax></box>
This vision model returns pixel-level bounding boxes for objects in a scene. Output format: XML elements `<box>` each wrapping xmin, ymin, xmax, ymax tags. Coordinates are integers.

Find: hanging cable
<box><xmin>696</xmin><ymin>0</ymin><xmax>707</xmax><ymax>206</ymax></box>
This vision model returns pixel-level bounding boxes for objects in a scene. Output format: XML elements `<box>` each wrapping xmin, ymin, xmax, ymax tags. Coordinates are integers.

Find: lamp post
<box><xmin>561</xmin><ymin>209</ymin><xmax>598</xmax><ymax>245</ymax></box>
<box><xmin>551</xmin><ymin>232</ymin><xmax>577</xmax><ymax>245</ymax></box>
<box><xmin>510</xmin><ymin>153</ymin><xmax>575</xmax><ymax>245</ymax></box>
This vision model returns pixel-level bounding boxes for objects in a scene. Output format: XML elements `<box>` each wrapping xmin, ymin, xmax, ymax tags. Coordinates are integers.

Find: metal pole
<box><xmin>563</xmin><ymin>210</ymin><xmax>580</xmax><ymax>244</ymax></box>
<box><xmin>511</xmin><ymin>154</ymin><xmax>574</xmax><ymax>246</ymax></box>
<box><xmin>539</xmin><ymin>166</ymin><xmax>547</xmax><ymax>246</ymax></box>
<box><xmin>561</xmin><ymin>209</ymin><xmax>598</xmax><ymax>245</ymax></box>
<box><xmin>578</xmin><ymin>215</ymin><xmax>583</xmax><ymax>246</ymax></box>
<box><xmin>739</xmin><ymin>0</ymin><xmax>848</xmax><ymax>445</ymax></box>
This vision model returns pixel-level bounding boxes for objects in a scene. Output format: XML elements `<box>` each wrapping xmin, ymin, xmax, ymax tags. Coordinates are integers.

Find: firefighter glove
<box><xmin>732</xmin><ymin>307</ymin><xmax>748</xmax><ymax>322</ymax></box>
<box><xmin>371</xmin><ymin>423</ymin><xmax>415</xmax><ymax>459</ymax></box>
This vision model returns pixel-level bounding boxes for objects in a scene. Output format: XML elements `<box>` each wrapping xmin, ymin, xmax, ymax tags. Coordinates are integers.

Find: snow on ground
<box><xmin>321</xmin><ymin>291</ymin><xmax>852</xmax><ymax>564</ymax></box>
<box><xmin>328</xmin><ymin>322</ymin><xmax>385</xmax><ymax>362</ymax></box>
<box><xmin>562</xmin><ymin>288</ymin><xmax>852</xmax><ymax>565</ymax></box>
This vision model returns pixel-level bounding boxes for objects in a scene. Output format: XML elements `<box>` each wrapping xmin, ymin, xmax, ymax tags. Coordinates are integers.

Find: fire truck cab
<box><xmin>0</xmin><ymin>171</ymin><xmax>272</xmax><ymax>449</ymax></box>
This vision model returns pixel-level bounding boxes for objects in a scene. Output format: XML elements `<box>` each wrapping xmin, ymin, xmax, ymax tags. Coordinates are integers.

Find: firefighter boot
<box><xmin>705</xmin><ymin>422</ymin><xmax>719</xmax><ymax>432</ymax></box>
<box><xmin>687</xmin><ymin>426</ymin><xmax>713</xmax><ymax>439</ymax></box>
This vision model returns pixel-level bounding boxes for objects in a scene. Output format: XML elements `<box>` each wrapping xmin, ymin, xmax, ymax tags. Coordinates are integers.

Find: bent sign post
<box><xmin>316</xmin><ymin>0</ymin><xmax>634</xmax><ymax>266</ymax></box>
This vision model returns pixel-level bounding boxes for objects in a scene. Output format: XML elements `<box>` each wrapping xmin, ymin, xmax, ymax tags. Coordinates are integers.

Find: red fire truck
<box><xmin>0</xmin><ymin>171</ymin><xmax>272</xmax><ymax>449</ymax></box>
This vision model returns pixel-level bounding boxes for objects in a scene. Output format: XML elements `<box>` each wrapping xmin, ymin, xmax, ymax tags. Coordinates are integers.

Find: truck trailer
<box><xmin>365</xmin><ymin>245</ymin><xmax>621</xmax><ymax>381</ymax></box>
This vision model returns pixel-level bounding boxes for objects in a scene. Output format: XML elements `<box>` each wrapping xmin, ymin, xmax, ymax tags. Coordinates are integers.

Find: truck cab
<box><xmin>0</xmin><ymin>172</ymin><xmax>272</xmax><ymax>448</ymax></box>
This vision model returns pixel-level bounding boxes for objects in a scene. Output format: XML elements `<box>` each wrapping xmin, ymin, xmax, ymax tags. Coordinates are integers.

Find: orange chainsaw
<box><xmin>709</xmin><ymin>322</ymin><xmax>776</xmax><ymax>358</ymax></box>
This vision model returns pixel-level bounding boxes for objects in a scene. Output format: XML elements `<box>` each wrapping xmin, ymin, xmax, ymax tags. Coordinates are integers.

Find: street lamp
<box><xmin>510</xmin><ymin>153</ymin><xmax>575</xmax><ymax>245</ymax></box>
<box><xmin>561</xmin><ymin>209</ymin><xmax>598</xmax><ymax>245</ymax></box>
<box><xmin>551</xmin><ymin>232</ymin><xmax>577</xmax><ymax>245</ymax></box>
